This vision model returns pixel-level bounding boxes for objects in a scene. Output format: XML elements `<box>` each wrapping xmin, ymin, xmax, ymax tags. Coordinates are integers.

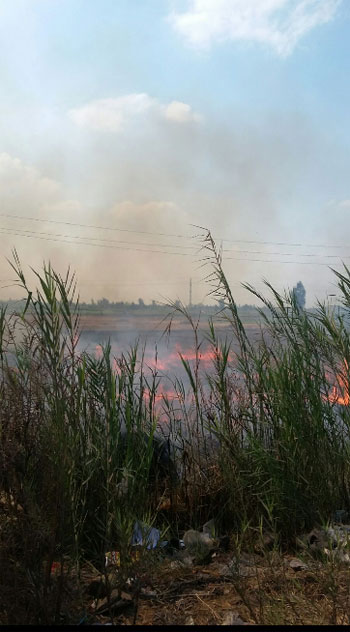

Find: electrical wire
<box><xmin>223</xmin><ymin>248</ymin><xmax>350</xmax><ymax>259</ymax></box>
<box><xmin>0</xmin><ymin>226</ymin><xmax>196</xmax><ymax>251</ymax></box>
<box><xmin>0</xmin><ymin>227</ymin><xmax>193</xmax><ymax>256</ymax></box>
<box><xmin>0</xmin><ymin>211</ymin><xmax>348</xmax><ymax>250</ymax></box>
<box><xmin>0</xmin><ymin>212</ymin><xmax>193</xmax><ymax>240</ymax></box>
<box><xmin>0</xmin><ymin>219</ymin><xmax>347</xmax><ymax>267</ymax></box>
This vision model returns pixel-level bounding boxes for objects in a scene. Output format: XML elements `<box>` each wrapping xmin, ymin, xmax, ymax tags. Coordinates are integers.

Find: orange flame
<box><xmin>326</xmin><ymin>361</ymin><xmax>350</xmax><ymax>406</ymax></box>
<box><xmin>92</xmin><ymin>341</ymin><xmax>234</xmax><ymax>402</ymax></box>
<box><xmin>95</xmin><ymin>344</ymin><xmax>103</xmax><ymax>359</ymax></box>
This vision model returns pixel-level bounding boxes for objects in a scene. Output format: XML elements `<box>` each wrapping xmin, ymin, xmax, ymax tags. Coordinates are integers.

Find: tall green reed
<box><xmin>3</xmin><ymin>241</ymin><xmax>350</xmax><ymax>621</ymax></box>
<box><xmin>194</xmin><ymin>231</ymin><xmax>350</xmax><ymax>538</ymax></box>
<box><xmin>0</xmin><ymin>252</ymin><xmax>166</xmax><ymax>622</ymax></box>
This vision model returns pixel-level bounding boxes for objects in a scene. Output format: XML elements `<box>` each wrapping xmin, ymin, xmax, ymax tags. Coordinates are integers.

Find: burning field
<box><xmin>2</xmin><ymin>257</ymin><xmax>350</xmax><ymax>625</ymax></box>
<box><xmin>78</xmin><ymin>309</ymin><xmax>260</xmax><ymax>404</ymax></box>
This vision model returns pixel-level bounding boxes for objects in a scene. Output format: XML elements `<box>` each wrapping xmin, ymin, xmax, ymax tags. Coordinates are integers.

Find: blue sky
<box><xmin>0</xmin><ymin>0</ymin><xmax>349</xmax><ymax>305</ymax></box>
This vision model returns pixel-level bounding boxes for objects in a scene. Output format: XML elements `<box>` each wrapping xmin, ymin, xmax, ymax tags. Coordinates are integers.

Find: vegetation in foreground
<box><xmin>1</xmin><ymin>232</ymin><xmax>350</xmax><ymax>624</ymax></box>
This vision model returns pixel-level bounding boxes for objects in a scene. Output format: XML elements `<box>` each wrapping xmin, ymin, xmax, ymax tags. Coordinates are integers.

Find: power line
<box><xmin>223</xmin><ymin>248</ymin><xmax>348</xmax><ymax>259</ymax></box>
<box><xmin>0</xmin><ymin>227</ymin><xmax>193</xmax><ymax>256</ymax></box>
<box><xmin>0</xmin><ymin>213</ymin><xmax>193</xmax><ymax>240</ymax></box>
<box><xmin>225</xmin><ymin>256</ymin><xmax>334</xmax><ymax>266</ymax></box>
<box><xmin>1</xmin><ymin>211</ymin><xmax>349</xmax><ymax>250</ymax></box>
<box><xmin>0</xmin><ymin>222</ymin><xmax>348</xmax><ymax>268</ymax></box>
<box><xmin>222</xmin><ymin>238</ymin><xmax>350</xmax><ymax>249</ymax></box>
<box><xmin>0</xmin><ymin>226</ymin><xmax>196</xmax><ymax>251</ymax></box>
<box><xmin>0</xmin><ymin>226</ymin><xmax>344</xmax><ymax>267</ymax></box>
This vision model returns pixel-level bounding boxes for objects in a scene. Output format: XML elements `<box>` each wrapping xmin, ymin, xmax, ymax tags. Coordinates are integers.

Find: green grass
<box><xmin>1</xmin><ymin>238</ymin><xmax>350</xmax><ymax>623</ymax></box>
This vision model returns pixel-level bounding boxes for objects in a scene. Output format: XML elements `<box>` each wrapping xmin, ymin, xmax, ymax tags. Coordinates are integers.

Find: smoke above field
<box><xmin>0</xmin><ymin>105</ymin><xmax>347</xmax><ymax>307</ymax></box>
<box><xmin>0</xmin><ymin>0</ymin><xmax>347</xmax><ymax>307</ymax></box>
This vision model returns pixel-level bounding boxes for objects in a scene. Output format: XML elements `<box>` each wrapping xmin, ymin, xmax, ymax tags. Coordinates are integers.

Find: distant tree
<box><xmin>97</xmin><ymin>297</ymin><xmax>110</xmax><ymax>308</ymax></box>
<box><xmin>138</xmin><ymin>297</ymin><xmax>145</xmax><ymax>307</ymax></box>
<box><xmin>292</xmin><ymin>281</ymin><xmax>306</xmax><ymax>310</ymax></box>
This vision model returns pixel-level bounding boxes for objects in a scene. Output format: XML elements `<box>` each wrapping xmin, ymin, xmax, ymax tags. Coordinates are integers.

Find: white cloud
<box><xmin>0</xmin><ymin>153</ymin><xmax>85</xmax><ymax>285</ymax></box>
<box><xmin>169</xmin><ymin>0</ymin><xmax>341</xmax><ymax>56</ymax></box>
<box><xmin>68</xmin><ymin>94</ymin><xmax>201</xmax><ymax>132</ymax></box>
<box><xmin>0</xmin><ymin>152</ymin><xmax>82</xmax><ymax>226</ymax></box>
<box><xmin>0</xmin><ymin>152</ymin><xmax>61</xmax><ymax>206</ymax></box>
<box><xmin>68</xmin><ymin>93</ymin><xmax>155</xmax><ymax>132</ymax></box>
<box><xmin>163</xmin><ymin>100</ymin><xmax>202</xmax><ymax>123</ymax></box>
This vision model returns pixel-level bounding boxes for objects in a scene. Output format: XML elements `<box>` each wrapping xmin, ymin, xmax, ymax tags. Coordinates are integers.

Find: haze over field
<box><xmin>0</xmin><ymin>0</ymin><xmax>349</xmax><ymax>306</ymax></box>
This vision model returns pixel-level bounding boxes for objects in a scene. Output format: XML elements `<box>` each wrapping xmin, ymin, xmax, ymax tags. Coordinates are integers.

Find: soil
<box><xmin>59</xmin><ymin>547</ymin><xmax>350</xmax><ymax>626</ymax></box>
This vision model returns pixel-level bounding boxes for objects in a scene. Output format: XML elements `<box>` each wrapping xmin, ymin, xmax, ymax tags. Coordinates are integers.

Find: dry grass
<box><xmin>135</xmin><ymin>554</ymin><xmax>350</xmax><ymax>626</ymax></box>
<box><xmin>12</xmin><ymin>547</ymin><xmax>348</xmax><ymax>626</ymax></box>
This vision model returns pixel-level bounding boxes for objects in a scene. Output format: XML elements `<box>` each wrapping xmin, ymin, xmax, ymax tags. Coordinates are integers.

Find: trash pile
<box><xmin>48</xmin><ymin>511</ymin><xmax>350</xmax><ymax>625</ymax></box>
<box><xmin>104</xmin><ymin>518</ymin><xmax>221</xmax><ymax>570</ymax></box>
<box><xmin>297</xmin><ymin>510</ymin><xmax>350</xmax><ymax>563</ymax></box>
<box><xmin>87</xmin><ymin>517</ymin><xmax>230</xmax><ymax>623</ymax></box>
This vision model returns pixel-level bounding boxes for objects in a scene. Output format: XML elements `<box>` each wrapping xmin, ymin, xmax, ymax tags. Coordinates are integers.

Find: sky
<box><xmin>0</xmin><ymin>0</ymin><xmax>349</xmax><ymax>306</ymax></box>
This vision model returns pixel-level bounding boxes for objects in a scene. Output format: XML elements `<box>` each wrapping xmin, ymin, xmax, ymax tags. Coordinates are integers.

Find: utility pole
<box><xmin>189</xmin><ymin>278</ymin><xmax>192</xmax><ymax>308</ymax></box>
<box><xmin>327</xmin><ymin>293</ymin><xmax>336</xmax><ymax>321</ymax></box>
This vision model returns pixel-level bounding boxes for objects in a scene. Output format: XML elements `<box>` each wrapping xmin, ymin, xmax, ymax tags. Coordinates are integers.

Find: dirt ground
<box><xmin>64</xmin><ymin>547</ymin><xmax>350</xmax><ymax>627</ymax></box>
